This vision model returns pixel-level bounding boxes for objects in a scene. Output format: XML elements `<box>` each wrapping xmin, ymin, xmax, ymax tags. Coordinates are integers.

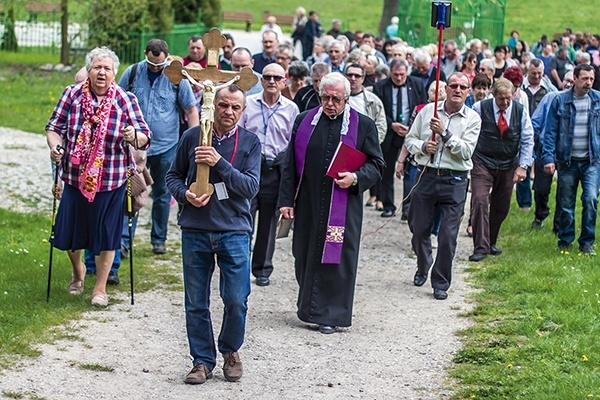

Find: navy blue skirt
<box><xmin>53</xmin><ymin>183</ymin><xmax>126</xmax><ymax>256</ymax></box>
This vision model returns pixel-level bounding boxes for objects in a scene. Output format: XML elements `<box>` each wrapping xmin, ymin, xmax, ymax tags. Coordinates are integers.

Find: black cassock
<box><xmin>279</xmin><ymin>109</ymin><xmax>385</xmax><ymax>327</ymax></box>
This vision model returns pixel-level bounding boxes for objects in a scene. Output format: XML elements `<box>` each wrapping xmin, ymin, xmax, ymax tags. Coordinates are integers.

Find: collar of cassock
<box><xmin>311</xmin><ymin>103</ymin><xmax>351</xmax><ymax>135</ymax></box>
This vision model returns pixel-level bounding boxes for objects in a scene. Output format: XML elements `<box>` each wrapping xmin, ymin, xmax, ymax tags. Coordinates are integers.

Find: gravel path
<box><xmin>0</xmin><ymin>127</ymin><xmax>474</xmax><ymax>399</ymax></box>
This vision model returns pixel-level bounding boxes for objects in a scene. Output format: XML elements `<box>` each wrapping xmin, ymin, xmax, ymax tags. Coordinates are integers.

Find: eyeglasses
<box><xmin>275</xmin><ymin>56</ymin><xmax>290</xmax><ymax>61</ymax></box>
<box><xmin>345</xmin><ymin>73</ymin><xmax>363</xmax><ymax>79</ymax></box>
<box><xmin>262</xmin><ymin>75</ymin><xmax>286</xmax><ymax>82</ymax></box>
<box><xmin>320</xmin><ymin>95</ymin><xmax>346</xmax><ymax>104</ymax></box>
<box><xmin>448</xmin><ymin>83</ymin><xmax>470</xmax><ymax>90</ymax></box>
<box><xmin>145</xmin><ymin>56</ymin><xmax>168</xmax><ymax>68</ymax></box>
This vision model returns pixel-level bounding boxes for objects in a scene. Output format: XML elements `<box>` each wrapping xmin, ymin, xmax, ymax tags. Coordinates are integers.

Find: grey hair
<box><xmin>412</xmin><ymin>49</ymin><xmax>432</xmax><ymax>65</ymax></box>
<box><xmin>319</xmin><ymin>72</ymin><xmax>351</xmax><ymax>97</ymax></box>
<box><xmin>327</xmin><ymin>39</ymin><xmax>344</xmax><ymax>52</ymax></box>
<box><xmin>390</xmin><ymin>57</ymin><xmax>410</xmax><ymax>71</ymax></box>
<box><xmin>335</xmin><ymin>35</ymin><xmax>350</xmax><ymax>51</ymax></box>
<box><xmin>85</xmin><ymin>46</ymin><xmax>120</xmax><ymax>75</ymax></box>
<box><xmin>311</xmin><ymin>61</ymin><xmax>331</xmax><ymax>78</ymax></box>
<box><xmin>288</xmin><ymin>60</ymin><xmax>310</xmax><ymax>78</ymax></box>
<box><xmin>479</xmin><ymin>58</ymin><xmax>495</xmax><ymax>73</ymax></box>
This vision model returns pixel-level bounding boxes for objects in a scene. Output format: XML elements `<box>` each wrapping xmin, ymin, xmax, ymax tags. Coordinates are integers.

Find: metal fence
<box><xmin>398</xmin><ymin>0</ymin><xmax>506</xmax><ymax>48</ymax></box>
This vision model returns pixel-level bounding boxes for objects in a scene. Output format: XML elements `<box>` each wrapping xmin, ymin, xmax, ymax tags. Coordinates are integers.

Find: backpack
<box><xmin>127</xmin><ymin>62</ymin><xmax>188</xmax><ymax>138</ymax></box>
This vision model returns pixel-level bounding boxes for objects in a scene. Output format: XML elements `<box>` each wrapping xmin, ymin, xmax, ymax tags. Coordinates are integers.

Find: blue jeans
<box><xmin>147</xmin><ymin>145</ymin><xmax>177</xmax><ymax>245</ymax></box>
<box><xmin>85</xmin><ymin>215</ymin><xmax>138</xmax><ymax>274</ymax></box>
<box><xmin>515</xmin><ymin>166</ymin><xmax>532</xmax><ymax>208</ymax></box>
<box><xmin>556</xmin><ymin>160</ymin><xmax>600</xmax><ymax>247</ymax></box>
<box><xmin>182</xmin><ymin>230</ymin><xmax>251</xmax><ymax>370</ymax></box>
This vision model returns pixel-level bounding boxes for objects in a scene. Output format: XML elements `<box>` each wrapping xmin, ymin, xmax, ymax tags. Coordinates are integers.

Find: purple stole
<box><xmin>294</xmin><ymin>106</ymin><xmax>360</xmax><ymax>264</ymax></box>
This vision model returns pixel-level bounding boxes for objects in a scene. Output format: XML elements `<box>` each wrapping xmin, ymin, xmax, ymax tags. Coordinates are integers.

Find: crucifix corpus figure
<box><xmin>164</xmin><ymin>27</ymin><xmax>258</xmax><ymax>196</ymax></box>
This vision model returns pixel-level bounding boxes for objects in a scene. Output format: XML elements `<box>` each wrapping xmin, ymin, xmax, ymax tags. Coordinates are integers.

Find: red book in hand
<box><xmin>326</xmin><ymin>141</ymin><xmax>367</xmax><ymax>179</ymax></box>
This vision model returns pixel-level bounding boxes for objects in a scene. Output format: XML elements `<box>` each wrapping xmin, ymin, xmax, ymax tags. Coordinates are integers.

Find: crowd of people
<box><xmin>44</xmin><ymin>18</ymin><xmax>600</xmax><ymax>386</ymax></box>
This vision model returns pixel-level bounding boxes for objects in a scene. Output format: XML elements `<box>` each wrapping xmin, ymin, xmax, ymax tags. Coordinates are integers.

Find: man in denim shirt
<box><xmin>119</xmin><ymin>39</ymin><xmax>199</xmax><ymax>254</ymax></box>
<box><xmin>542</xmin><ymin>64</ymin><xmax>600</xmax><ymax>255</ymax></box>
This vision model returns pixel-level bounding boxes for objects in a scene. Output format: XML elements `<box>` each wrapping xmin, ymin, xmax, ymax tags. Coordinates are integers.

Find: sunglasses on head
<box><xmin>145</xmin><ymin>56</ymin><xmax>168</xmax><ymax>67</ymax></box>
<box><xmin>448</xmin><ymin>83</ymin><xmax>470</xmax><ymax>90</ymax></box>
<box><xmin>262</xmin><ymin>75</ymin><xmax>285</xmax><ymax>82</ymax></box>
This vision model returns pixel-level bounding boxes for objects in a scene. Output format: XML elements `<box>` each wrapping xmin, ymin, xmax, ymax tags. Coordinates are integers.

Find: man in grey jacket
<box><xmin>345</xmin><ymin>63</ymin><xmax>387</xmax><ymax>142</ymax></box>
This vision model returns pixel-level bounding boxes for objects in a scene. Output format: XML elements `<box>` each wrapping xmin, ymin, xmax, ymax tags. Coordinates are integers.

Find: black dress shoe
<box><xmin>400</xmin><ymin>211</ymin><xmax>409</xmax><ymax>221</ymax></box>
<box><xmin>255</xmin><ymin>277</ymin><xmax>270</xmax><ymax>286</ymax></box>
<box><xmin>469</xmin><ymin>252</ymin><xmax>487</xmax><ymax>262</ymax></box>
<box><xmin>433</xmin><ymin>288</ymin><xmax>448</xmax><ymax>300</ymax></box>
<box><xmin>381</xmin><ymin>210</ymin><xmax>394</xmax><ymax>218</ymax></box>
<box><xmin>318</xmin><ymin>324</ymin><xmax>336</xmax><ymax>334</ymax></box>
<box><xmin>490</xmin><ymin>246</ymin><xmax>502</xmax><ymax>256</ymax></box>
<box><xmin>413</xmin><ymin>273</ymin><xmax>427</xmax><ymax>287</ymax></box>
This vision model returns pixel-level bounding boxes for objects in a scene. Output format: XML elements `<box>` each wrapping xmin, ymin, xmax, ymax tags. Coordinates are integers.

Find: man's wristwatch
<box><xmin>519</xmin><ymin>164</ymin><xmax>529</xmax><ymax>170</ymax></box>
<box><xmin>352</xmin><ymin>173</ymin><xmax>358</xmax><ymax>186</ymax></box>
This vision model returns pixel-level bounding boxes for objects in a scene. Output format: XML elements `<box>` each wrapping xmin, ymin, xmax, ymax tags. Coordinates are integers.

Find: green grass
<box><xmin>451</xmin><ymin>188</ymin><xmax>600</xmax><ymax>399</ymax></box>
<box><xmin>0</xmin><ymin>208</ymin><xmax>181</xmax><ymax>369</ymax></box>
<box><xmin>0</xmin><ymin>54</ymin><xmax>74</xmax><ymax>134</ymax></box>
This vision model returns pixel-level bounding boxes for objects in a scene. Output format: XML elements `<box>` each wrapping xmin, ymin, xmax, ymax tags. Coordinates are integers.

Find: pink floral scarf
<box><xmin>71</xmin><ymin>78</ymin><xmax>117</xmax><ymax>202</ymax></box>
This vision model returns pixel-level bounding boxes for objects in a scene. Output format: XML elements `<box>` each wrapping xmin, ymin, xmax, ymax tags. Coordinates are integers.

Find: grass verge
<box><xmin>0</xmin><ymin>208</ymin><xmax>181</xmax><ymax>370</ymax></box>
<box><xmin>451</xmin><ymin>190</ymin><xmax>600</xmax><ymax>399</ymax></box>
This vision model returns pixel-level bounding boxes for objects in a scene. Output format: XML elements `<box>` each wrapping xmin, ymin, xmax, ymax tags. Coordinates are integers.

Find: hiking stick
<box><xmin>47</xmin><ymin>145</ymin><xmax>63</xmax><ymax>302</ymax></box>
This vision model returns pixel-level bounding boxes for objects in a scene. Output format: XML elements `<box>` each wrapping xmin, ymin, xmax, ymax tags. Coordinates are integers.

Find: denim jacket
<box><xmin>541</xmin><ymin>88</ymin><xmax>600</xmax><ymax>166</ymax></box>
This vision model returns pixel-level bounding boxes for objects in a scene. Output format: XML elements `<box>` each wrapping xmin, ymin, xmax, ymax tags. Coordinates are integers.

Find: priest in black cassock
<box><xmin>278</xmin><ymin>73</ymin><xmax>385</xmax><ymax>334</ymax></box>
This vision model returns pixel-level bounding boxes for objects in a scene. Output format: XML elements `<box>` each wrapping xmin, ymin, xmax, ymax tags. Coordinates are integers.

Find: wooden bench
<box><xmin>262</xmin><ymin>13</ymin><xmax>295</xmax><ymax>27</ymax></box>
<box><xmin>222</xmin><ymin>11</ymin><xmax>254</xmax><ymax>32</ymax></box>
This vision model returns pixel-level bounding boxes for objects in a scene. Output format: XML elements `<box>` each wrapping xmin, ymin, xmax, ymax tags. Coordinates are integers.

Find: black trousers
<box><xmin>251</xmin><ymin>165</ymin><xmax>281</xmax><ymax>278</ymax></box>
<box><xmin>408</xmin><ymin>169</ymin><xmax>468</xmax><ymax>291</ymax></box>
<box><xmin>380</xmin><ymin>145</ymin><xmax>401</xmax><ymax>212</ymax></box>
<box><xmin>533</xmin><ymin>159</ymin><xmax>561</xmax><ymax>231</ymax></box>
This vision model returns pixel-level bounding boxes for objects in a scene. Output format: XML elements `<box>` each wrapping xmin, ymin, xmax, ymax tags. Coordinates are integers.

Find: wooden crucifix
<box><xmin>164</xmin><ymin>27</ymin><xmax>258</xmax><ymax>196</ymax></box>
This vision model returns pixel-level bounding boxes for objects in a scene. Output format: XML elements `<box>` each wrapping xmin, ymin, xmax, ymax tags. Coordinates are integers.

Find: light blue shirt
<box><xmin>119</xmin><ymin>61</ymin><xmax>197</xmax><ymax>156</ymax></box>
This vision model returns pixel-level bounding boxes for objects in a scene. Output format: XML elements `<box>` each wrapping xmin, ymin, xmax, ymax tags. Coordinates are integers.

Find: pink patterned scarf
<box><xmin>71</xmin><ymin>78</ymin><xmax>117</xmax><ymax>202</ymax></box>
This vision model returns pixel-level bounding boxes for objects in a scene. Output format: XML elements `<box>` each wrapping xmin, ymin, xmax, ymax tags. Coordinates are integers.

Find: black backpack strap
<box><xmin>127</xmin><ymin>62</ymin><xmax>139</xmax><ymax>92</ymax></box>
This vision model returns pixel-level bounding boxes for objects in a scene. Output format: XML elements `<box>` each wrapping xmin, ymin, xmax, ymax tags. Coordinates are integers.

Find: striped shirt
<box><xmin>571</xmin><ymin>94</ymin><xmax>590</xmax><ymax>159</ymax></box>
<box><xmin>46</xmin><ymin>83</ymin><xmax>151</xmax><ymax>192</ymax></box>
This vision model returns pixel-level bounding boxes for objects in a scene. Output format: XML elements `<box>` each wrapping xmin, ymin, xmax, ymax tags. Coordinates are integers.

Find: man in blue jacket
<box><xmin>166</xmin><ymin>85</ymin><xmax>261</xmax><ymax>384</ymax></box>
<box><xmin>542</xmin><ymin>64</ymin><xmax>600</xmax><ymax>255</ymax></box>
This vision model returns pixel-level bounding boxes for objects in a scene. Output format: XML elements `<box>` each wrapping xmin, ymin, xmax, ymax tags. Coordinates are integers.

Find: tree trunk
<box><xmin>60</xmin><ymin>0</ymin><xmax>69</xmax><ymax>65</ymax></box>
<box><xmin>379</xmin><ymin>0</ymin><xmax>399</xmax><ymax>37</ymax></box>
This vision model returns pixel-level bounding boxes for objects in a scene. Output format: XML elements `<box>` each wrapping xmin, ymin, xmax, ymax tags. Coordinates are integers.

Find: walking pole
<box><xmin>47</xmin><ymin>145</ymin><xmax>63</xmax><ymax>302</ymax></box>
<box><xmin>126</xmin><ymin>151</ymin><xmax>135</xmax><ymax>305</ymax></box>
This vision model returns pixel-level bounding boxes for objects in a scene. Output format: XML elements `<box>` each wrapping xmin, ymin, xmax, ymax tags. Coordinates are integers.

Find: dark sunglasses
<box><xmin>448</xmin><ymin>83</ymin><xmax>470</xmax><ymax>90</ymax></box>
<box><xmin>262</xmin><ymin>75</ymin><xmax>285</xmax><ymax>82</ymax></box>
<box><xmin>345</xmin><ymin>73</ymin><xmax>363</xmax><ymax>79</ymax></box>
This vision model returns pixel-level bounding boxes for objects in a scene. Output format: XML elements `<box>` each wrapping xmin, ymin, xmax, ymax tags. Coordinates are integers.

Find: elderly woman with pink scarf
<box><xmin>46</xmin><ymin>46</ymin><xmax>151</xmax><ymax>307</ymax></box>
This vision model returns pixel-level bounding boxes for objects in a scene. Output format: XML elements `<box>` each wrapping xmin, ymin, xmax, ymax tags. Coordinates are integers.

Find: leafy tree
<box><xmin>1</xmin><ymin>7</ymin><xmax>19</xmax><ymax>52</ymax></box>
<box><xmin>147</xmin><ymin>0</ymin><xmax>172</xmax><ymax>32</ymax></box>
<box><xmin>199</xmin><ymin>0</ymin><xmax>220</xmax><ymax>28</ymax></box>
<box><xmin>87</xmin><ymin>0</ymin><xmax>148</xmax><ymax>63</ymax></box>
<box><xmin>174</xmin><ymin>0</ymin><xmax>199</xmax><ymax>24</ymax></box>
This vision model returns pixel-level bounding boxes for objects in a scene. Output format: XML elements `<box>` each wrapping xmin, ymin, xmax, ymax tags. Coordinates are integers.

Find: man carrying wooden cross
<box><xmin>165</xmin><ymin>28</ymin><xmax>261</xmax><ymax>385</ymax></box>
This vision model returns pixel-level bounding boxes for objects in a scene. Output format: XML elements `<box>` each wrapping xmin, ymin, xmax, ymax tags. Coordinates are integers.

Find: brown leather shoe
<box><xmin>222</xmin><ymin>352</ymin><xmax>243</xmax><ymax>382</ymax></box>
<box><xmin>184</xmin><ymin>363</ymin><xmax>213</xmax><ymax>384</ymax></box>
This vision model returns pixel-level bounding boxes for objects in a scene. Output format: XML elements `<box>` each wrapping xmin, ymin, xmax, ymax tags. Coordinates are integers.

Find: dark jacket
<box><xmin>474</xmin><ymin>98</ymin><xmax>524</xmax><ymax>171</ymax></box>
<box><xmin>293</xmin><ymin>85</ymin><xmax>321</xmax><ymax>113</ymax></box>
<box><xmin>410</xmin><ymin>66</ymin><xmax>446</xmax><ymax>93</ymax></box>
<box><xmin>372</xmin><ymin>76</ymin><xmax>427</xmax><ymax>151</ymax></box>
